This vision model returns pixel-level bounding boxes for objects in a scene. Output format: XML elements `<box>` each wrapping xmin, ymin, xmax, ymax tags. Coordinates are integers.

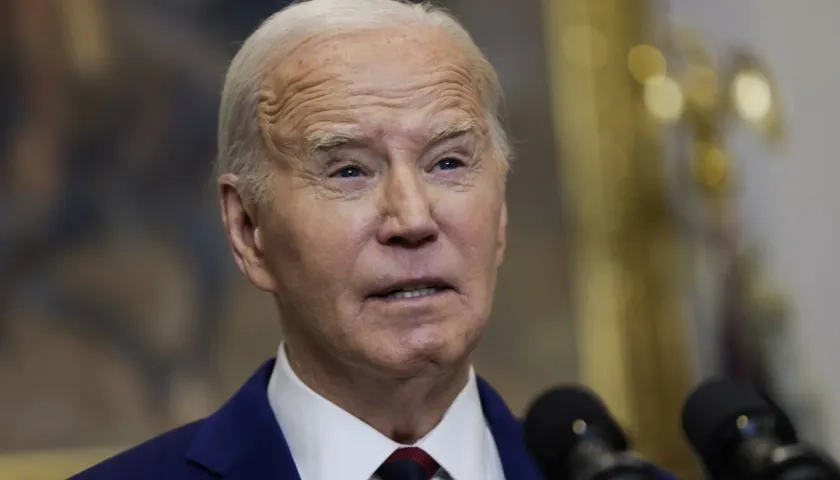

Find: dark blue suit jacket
<box><xmin>72</xmin><ymin>359</ymin><xmax>679</xmax><ymax>479</ymax></box>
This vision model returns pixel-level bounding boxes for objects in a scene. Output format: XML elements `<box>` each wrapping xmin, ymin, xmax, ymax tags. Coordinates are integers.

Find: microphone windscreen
<box><xmin>524</xmin><ymin>386</ymin><xmax>628</xmax><ymax>475</ymax></box>
<box><xmin>681</xmin><ymin>378</ymin><xmax>797</xmax><ymax>472</ymax></box>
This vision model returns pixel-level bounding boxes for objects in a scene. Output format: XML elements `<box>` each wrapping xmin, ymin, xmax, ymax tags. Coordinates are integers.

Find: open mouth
<box><xmin>369</xmin><ymin>284</ymin><xmax>454</xmax><ymax>301</ymax></box>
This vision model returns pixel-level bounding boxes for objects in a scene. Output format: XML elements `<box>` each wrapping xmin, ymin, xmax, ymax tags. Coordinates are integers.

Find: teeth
<box><xmin>386</xmin><ymin>287</ymin><xmax>440</xmax><ymax>299</ymax></box>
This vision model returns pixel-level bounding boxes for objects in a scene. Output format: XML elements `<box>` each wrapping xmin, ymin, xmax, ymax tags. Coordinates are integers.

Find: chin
<box><xmin>371</xmin><ymin>325</ymin><xmax>480</xmax><ymax>378</ymax></box>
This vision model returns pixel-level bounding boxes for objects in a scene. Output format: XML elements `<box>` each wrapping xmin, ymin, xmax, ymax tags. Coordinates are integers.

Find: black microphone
<box><xmin>524</xmin><ymin>386</ymin><xmax>661</xmax><ymax>480</ymax></box>
<box><xmin>682</xmin><ymin>377</ymin><xmax>840</xmax><ymax>480</ymax></box>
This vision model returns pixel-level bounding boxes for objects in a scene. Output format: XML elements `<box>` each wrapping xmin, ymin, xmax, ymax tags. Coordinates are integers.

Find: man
<box><xmin>74</xmin><ymin>1</ymin><xmax>677</xmax><ymax>479</ymax></box>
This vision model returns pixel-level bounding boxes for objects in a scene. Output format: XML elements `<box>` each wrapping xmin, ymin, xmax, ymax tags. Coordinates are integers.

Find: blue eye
<box><xmin>333</xmin><ymin>166</ymin><xmax>364</xmax><ymax>178</ymax></box>
<box><xmin>435</xmin><ymin>157</ymin><xmax>465</xmax><ymax>171</ymax></box>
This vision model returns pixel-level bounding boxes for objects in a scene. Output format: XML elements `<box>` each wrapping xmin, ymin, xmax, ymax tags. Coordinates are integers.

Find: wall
<box><xmin>667</xmin><ymin>0</ymin><xmax>840</xmax><ymax>454</ymax></box>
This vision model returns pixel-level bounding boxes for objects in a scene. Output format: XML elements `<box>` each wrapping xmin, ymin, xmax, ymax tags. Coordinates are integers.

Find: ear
<box><xmin>496</xmin><ymin>201</ymin><xmax>508</xmax><ymax>267</ymax></box>
<box><xmin>218</xmin><ymin>174</ymin><xmax>277</xmax><ymax>292</ymax></box>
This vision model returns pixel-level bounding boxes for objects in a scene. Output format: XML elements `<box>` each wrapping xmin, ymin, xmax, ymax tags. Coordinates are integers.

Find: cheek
<box><xmin>269</xmin><ymin>195</ymin><xmax>377</xmax><ymax>289</ymax></box>
<box><xmin>438</xmin><ymin>191</ymin><xmax>503</xmax><ymax>275</ymax></box>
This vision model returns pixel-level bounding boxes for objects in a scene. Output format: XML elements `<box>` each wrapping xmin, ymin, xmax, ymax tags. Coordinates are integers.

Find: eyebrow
<box><xmin>305</xmin><ymin>131</ymin><xmax>356</xmax><ymax>152</ymax></box>
<box><xmin>303</xmin><ymin>118</ymin><xmax>480</xmax><ymax>153</ymax></box>
<box><xmin>427</xmin><ymin>118</ymin><xmax>480</xmax><ymax>145</ymax></box>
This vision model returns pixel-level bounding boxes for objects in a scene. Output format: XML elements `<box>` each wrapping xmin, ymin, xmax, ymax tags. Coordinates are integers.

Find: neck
<box><xmin>283</xmin><ymin>337</ymin><xmax>470</xmax><ymax>444</ymax></box>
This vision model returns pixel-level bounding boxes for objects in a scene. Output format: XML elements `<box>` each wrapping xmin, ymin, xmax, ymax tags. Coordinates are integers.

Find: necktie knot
<box><xmin>376</xmin><ymin>447</ymin><xmax>439</xmax><ymax>480</ymax></box>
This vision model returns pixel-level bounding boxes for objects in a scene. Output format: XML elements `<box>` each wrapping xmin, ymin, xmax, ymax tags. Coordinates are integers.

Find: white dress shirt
<box><xmin>267</xmin><ymin>344</ymin><xmax>506</xmax><ymax>480</ymax></box>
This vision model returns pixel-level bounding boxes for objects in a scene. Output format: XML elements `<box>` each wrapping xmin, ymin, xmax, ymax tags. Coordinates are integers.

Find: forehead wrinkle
<box><xmin>263</xmin><ymin>72</ymin><xmax>346</xmax><ymax>127</ymax></box>
<box><xmin>260</xmin><ymin>76</ymin><xmax>355</xmax><ymax>159</ymax></box>
<box><xmin>269</xmin><ymin>29</ymin><xmax>481</xmax><ymax>108</ymax></box>
<box><xmin>292</xmin><ymin>92</ymin><xmax>485</xmax><ymax>154</ymax></box>
<box><xmin>341</xmin><ymin>63</ymin><xmax>478</xmax><ymax>99</ymax></box>
<box><xmin>291</xmin><ymin>76</ymin><xmax>483</xmax><ymax>128</ymax></box>
<box><xmin>272</xmin><ymin>83</ymin><xmax>483</xmax><ymax>154</ymax></box>
<box><xmin>260</xmin><ymin>26</ymin><xmax>489</xmax><ymax>164</ymax></box>
<box><xmin>285</xmin><ymin>72</ymin><xmax>478</xmax><ymax>112</ymax></box>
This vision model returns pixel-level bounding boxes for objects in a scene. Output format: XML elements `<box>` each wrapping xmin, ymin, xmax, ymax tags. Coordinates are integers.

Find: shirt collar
<box><xmin>415</xmin><ymin>364</ymin><xmax>490</xmax><ymax>480</ymax></box>
<box><xmin>266</xmin><ymin>343</ymin><xmax>491</xmax><ymax>480</ymax></box>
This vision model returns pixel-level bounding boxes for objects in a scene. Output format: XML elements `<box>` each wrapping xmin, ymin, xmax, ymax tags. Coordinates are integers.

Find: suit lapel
<box><xmin>185</xmin><ymin>361</ymin><xmax>543</xmax><ymax>479</ymax></box>
<box><xmin>185</xmin><ymin>360</ymin><xmax>301</xmax><ymax>479</ymax></box>
<box><xmin>477</xmin><ymin>377</ymin><xmax>546</xmax><ymax>480</ymax></box>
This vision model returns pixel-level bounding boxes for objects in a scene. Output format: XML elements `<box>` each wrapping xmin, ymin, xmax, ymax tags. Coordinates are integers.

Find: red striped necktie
<box><xmin>376</xmin><ymin>447</ymin><xmax>440</xmax><ymax>480</ymax></box>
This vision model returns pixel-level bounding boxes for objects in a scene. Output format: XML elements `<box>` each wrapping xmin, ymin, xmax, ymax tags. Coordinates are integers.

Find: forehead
<box><xmin>262</xmin><ymin>26</ymin><xmax>487</xmax><ymax>148</ymax></box>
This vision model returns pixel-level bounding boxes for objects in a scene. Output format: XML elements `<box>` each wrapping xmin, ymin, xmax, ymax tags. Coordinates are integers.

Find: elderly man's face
<box><xmin>225</xmin><ymin>26</ymin><xmax>507</xmax><ymax>376</ymax></box>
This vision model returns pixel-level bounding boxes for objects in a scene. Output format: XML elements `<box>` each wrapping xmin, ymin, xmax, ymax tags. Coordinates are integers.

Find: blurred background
<box><xmin>0</xmin><ymin>0</ymin><xmax>838</xmax><ymax>478</ymax></box>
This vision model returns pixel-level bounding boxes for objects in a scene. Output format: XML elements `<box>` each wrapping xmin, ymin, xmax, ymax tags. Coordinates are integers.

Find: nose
<box><xmin>377</xmin><ymin>164</ymin><xmax>439</xmax><ymax>247</ymax></box>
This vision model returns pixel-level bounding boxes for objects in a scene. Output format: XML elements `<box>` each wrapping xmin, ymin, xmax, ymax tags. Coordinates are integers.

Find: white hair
<box><xmin>216</xmin><ymin>0</ymin><xmax>510</xmax><ymax>203</ymax></box>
